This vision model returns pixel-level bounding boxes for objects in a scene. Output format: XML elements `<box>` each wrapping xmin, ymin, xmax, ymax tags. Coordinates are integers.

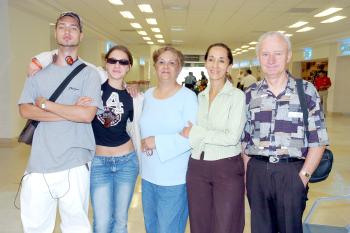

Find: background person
<box><xmin>313</xmin><ymin>70</ymin><xmax>331</xmax><ymax>113</ymax></box>
<box><xmin>240</xmin><ymin>69</ymin><xmax>257</xmax><ymax>90</ymax></box>
<box><xmin>182</xmin><ymin>43</ymin><xmax>246</xmax><ymax>233</ymax></box>
<box><xmin>183</xmin><ymin>71</ymin><xmax>197</xmax><ymax>90</ymax></box>
<box><xmin>139</xmin><ymin>46</ymin><xmax>198</xmax><ymax>233</ymax></box>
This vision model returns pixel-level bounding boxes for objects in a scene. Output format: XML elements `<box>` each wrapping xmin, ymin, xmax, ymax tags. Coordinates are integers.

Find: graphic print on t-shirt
<box><xmin>97</xmin><ymin>92</ymin><xmax>124</xmax><ymax>127</ymax></box>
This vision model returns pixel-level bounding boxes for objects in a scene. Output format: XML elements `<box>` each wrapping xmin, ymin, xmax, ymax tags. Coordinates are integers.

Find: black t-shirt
<box><xmin>92</xmin><ymin>81</ymin><xmax>134</xmax><ymax>147</ymax></box>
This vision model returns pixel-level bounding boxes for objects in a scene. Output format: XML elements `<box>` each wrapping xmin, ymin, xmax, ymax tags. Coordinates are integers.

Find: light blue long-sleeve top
<box><xmin>139</xmin><ymin>87</ymin><xmax>198</xmax><ymax>186</ymax></box>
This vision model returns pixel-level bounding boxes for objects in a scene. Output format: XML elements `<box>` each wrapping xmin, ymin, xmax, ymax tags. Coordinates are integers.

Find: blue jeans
<box><xmin>141</xmin><ymin>179</ymin><xmax>188</xmax><ymax>233</ymax></box>
<box><xmin>90</xmin><ymin>152</ymin><xmax>139</xmax><ymax>233</ymax></box>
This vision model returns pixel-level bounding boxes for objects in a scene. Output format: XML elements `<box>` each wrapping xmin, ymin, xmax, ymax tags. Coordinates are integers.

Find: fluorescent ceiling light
<box><xmin>289</xmin><ymin>21</ymin><xmax>308</xmax><ymax>28</ymax></box>
<box><xmin>321</xmin><ymin>15</ymin><xmax>347</xmax><ymax>23</ymax></box>
<box><xmin>285</xmin><ymin>33</ymin><xmax>293</xmax><ymax>37</ymax></box>
<box><xmin>157</xmin><ymin>39</ymin><xmax>165</xmax><ymax>43</ymax></box>
<box><xmin>235</xmin><ymin>48</ymin><xmax>242</xmax><ymax>51</ymax></box>
<box><xmin>242</xmin><ymin>49</ymin><xmax>248</xmax><ymax>52</ymax></box>
<box><xmin>146</xmin><ymin>18</ymin><xmax>157</xmax><ymax>25</ymax></box>
<box><xmin>109</xmin><ymin>0</ymin><xmax>123</xmax><ymax>5</ymax></box>
<box><xmin>278</xmin><ymin>31</ymin><xmax>286</xmax><ymax>34</ymax></box>
<box><xmin>249</xmin><ymin>41</ymin><xmax>257</xmax><ymax>45</ymax></box>
<box><xmin>171</xmin><ymin>26</ymin><xmax>184</xmax><ymax>31</ymax></box>
<box><xmin>120</xmin><ymin>11</ymin><xmax>134</xmax><ymax>19</ymax></box>
<box><xmin>296</xmin><ymin>27</ymin><xmax>315</xmax><ymax>32</ymax></box>
<box><xmin>172</xmin><ymin>39</ymin><xmax>184</xmax><ymax>43</ymax></box>
<box><xmin>314</xmin><ymin>7</ymin><xmax>343</xmax><ymax>17</ymax></box>
<box><xmin>154</xmin><ymin>34</ymin><xmax>163</xmax><ymax>39</ymax></box>
<box><xmin>147</xmin><ymin>41</ymin><xmax>154</xmax><ymax>45</ymax></box>
<box><xmin>130</xmin><ymin>23</ymin><xmax>142</xmax><ymax>29</ymax></box>
<box><xmin>151</xmin><ymin>27</ymin><xmax>160</xmax><ymax>33</ymax></box>
<box><xmin>248</xmin><ymin>47</ymin><xmax>255</xmax><ymax>50</ymax></box>
<box><xmin>236</xmin><ymin>52</ymin><xmax>242</xmax><ymax>54</ymax></box>
<box><xmin>138</xmin><ymin>4</ymin><xmax>153</xmax><ymax>13</ymax></box>
<box><xmin>241</xmin><ymin>45</ymin><xmax>249</xmax><ymax>48</ymax></box>
<box><xmin>137</xmin><ymin>31</ymin><xmax>147</xmax><ymax>36</ymax></box>
<box><xmin>143</xmin><ymin>37</ymin><xmax>151</xmax><ymax>41</ymax></box>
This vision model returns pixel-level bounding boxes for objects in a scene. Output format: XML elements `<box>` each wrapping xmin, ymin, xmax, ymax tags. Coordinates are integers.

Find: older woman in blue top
<box><xmin>139</xmin><ymin>46</ymin><xmax>198</xmax><ymax>233</ymax></box>
<box><xmin>182</xmin><ymin>43</ymin><xmax>246</xmax><ymax>233</ymax></box>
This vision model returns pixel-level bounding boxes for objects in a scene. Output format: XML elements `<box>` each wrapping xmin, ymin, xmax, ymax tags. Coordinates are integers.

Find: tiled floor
<box><xmin>0</xmin><ymin>113</ymin><xmax>349</xmax><ymax>233</ymax></box>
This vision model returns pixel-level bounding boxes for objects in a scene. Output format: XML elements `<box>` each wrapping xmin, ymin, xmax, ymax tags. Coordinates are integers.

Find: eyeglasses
<box><xmin>106</xmin><ymin>58</ymin><xmax>130</xmax><ymax>66</ymax></box>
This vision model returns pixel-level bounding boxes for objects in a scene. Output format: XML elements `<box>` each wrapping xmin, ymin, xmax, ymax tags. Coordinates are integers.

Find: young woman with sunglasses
<box><xmin>27</xmin><ymin>45</ymin><xmax>143</xmax><ymax>233</ymax></box>
<box><xmin>87</xmin><ymin>45</ymin><xmax>142</xmax><ymax>233</ymax></box>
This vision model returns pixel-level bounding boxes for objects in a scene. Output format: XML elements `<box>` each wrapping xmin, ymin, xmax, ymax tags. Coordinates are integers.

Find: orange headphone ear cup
<box><xmin>65</xmin><ymin>56</ymin><xmax>74</xmax><ymax>65</ymax></box>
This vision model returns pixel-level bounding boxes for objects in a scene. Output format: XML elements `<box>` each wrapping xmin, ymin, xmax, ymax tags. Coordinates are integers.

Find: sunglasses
<box><xmin>106</xmin><ymin>58</ymin><xmax>130</xmax><ymax>66</ymax></box>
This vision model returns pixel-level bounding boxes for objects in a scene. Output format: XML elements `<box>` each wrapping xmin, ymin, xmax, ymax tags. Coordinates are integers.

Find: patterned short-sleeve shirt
<box><xmin>242</xmin><ymin>73</ymin><xmax>329</xmax><ymax>158</ymax></box>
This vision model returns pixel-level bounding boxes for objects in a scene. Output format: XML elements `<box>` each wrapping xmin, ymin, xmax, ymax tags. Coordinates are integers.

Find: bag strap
<box><xmin>48</xmin><ymin>63</ymin><xmax>87</xmax><ymax>102</ymax></box>
<box><xmin>295</xmin><ymin>78</ymin><xmax>310</xmax><ymax>139</ymax></box>
<box><xmin>31</xmin><ymin>62</ymin><xmax>87</xmax><ymax>126</ymax></box>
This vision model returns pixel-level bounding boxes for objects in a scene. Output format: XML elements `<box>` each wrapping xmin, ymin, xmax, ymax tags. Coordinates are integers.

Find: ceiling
<box><xmin>9</xmin><ymin>0</ymin><xmax>350</xmax><ymax>58</ymax></box>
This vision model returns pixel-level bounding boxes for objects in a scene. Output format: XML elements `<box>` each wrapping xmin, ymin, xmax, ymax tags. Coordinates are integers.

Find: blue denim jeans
<box><xmin>141</xmin><ymin>179</ymin><xmax>188</xmax><ymax>233</ymax></box>
<box><xmin>90</xmin><ymin>152</ymin><xmax>139</xmax><ymax>233</ymax></box>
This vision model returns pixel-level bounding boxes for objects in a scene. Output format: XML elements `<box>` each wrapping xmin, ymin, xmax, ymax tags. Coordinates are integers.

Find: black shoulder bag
<box><xmin>295</xmin><ymin>79</ymin><xmax>333</xmax><ymax>183</ymax></box>
<box><xmin>18</xmin><ymin>63</ymin><xmax>87</xmax><ymax>145</ymax></box>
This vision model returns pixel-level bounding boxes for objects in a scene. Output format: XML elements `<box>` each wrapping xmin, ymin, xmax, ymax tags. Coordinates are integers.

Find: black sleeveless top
<box><xmin>92</xmin><ymin>81</ymin><xmax>133</xmax><ymax>147</ymax></box>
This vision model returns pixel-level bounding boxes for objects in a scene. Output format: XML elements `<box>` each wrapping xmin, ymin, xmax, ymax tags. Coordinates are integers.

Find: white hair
<box><xmin>256</xmin><ymin>31</ymin><xmax>292</xmax><ymax>56</ymax></box>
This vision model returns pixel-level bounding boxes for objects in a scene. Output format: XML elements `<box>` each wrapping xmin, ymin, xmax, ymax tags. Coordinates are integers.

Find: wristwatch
<box><xmin>301</xmin><ymin>170</ymin><xmax>311</xmax><ymax>178</ymax></box>
<box><xmin>40</xmin><ymin>99</ymin><xmax>47</xmax><ymax>110</ymax></box>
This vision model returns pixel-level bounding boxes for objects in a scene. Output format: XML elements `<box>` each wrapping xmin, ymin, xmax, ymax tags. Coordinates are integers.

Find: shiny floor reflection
<box><xmin>0</xmin><ymin>113</ymin><xmax>349</xmax><ymax>233</ymax></box>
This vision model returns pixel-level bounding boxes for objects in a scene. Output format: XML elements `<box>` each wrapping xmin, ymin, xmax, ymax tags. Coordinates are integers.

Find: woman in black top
<box><xmin>89</xmin><ymin>45</ymin><xmax>142</xmax><ymax>233</ymax></box>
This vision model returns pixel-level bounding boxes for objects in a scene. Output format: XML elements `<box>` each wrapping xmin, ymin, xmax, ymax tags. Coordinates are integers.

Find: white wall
<box><xmin>333</xmin><ymin>56</ymin><xmax>350</xmax><ymax>113</ymax></box>
<box><xmin>9</xmin><ymin>6</ymin><xmax>52</xmax><ymax>138</ymax></box>
<box><xmin>0</xmin><ymin>0</ymin><xmax>11</xmax><ymax>138</ymax></box>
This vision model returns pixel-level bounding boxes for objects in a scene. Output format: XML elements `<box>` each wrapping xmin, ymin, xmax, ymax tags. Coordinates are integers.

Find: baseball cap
<box><xmin>56</xmin><ymin>11</ymin><xmax>82</xmax><ymax>32</ymax></box>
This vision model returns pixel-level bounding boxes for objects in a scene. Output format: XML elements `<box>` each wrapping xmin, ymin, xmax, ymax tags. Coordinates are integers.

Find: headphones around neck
<box><xmin>65</xmin><ymin>56</ymin><xmax>76</xmax><ymax>65</ymax></box>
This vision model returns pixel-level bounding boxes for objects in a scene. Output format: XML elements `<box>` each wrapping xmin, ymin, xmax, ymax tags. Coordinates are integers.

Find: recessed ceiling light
<box><xmin>241</xmin><ymin>45</ymin><xmax>249</xmax><ymax>48</ymax></box>
<box><xmin>314</xmin><ymin>7</ymin><xmax>343</xmax><ymax>17</ymax></box>
<box><xmin>172</xmin><ymin>39</ymin><xmax>184</xmax><ymax>43</ymax></box>
<box><xmin>130</xmin><ymin>23</ymin><xmax>142</xmax><ymax>29</ymax></box>
<box><xmin>171</xmin><ymin>26</ymin><xmax>184</xmax><ymax>31</ymax></box>
<box><xmin>289</xmin><ymin>21</ymin><xmax>308</xmax><ymax>28</ymax></box>
<box><xmin>147</xmin><ymin>41</ymin><xmax>154</xmax><ymax>45</ymax></box>
<box><xmin>146</xmin><ymin>18</ymin><xmax>157</xmax><ymax>25</ymax></box>
<box><xmin>137</xmin><ymin>31</ymin><xmax>147</xmax><ymax>36</ymax></box>
<box><xmin>285</xmin><ymin>33</ymin><xmax>293</xmax><ymax>37</ymax></box>
<box><xmin>249</xmin><ymin>41</ymin><xmax>257</xmax><ymax>45</ymax></box>
<box><xmin>321</xmin><ymin>15</ymin><xmax>347</xmax><ymax>23</ymax></box>
<box><xmin>154</xmin><ymin>34</ymin><xmax>163</xmax><ymax>39</ymax></box>
<box><xmin>143</xmin><ymin>37</ymin><xmax>151</xmax><ymax>41</ymax></box>
<box><xmin>157</xmin><ymin>39</ymin><xmax>165</xmax><ymax>43</ymax></box>
<box><xmin>120</xmin><ymin>11</ymin><xmax>134</xmax><ymax>19</ymax></box>
<box><xmin>138</xmin><ymin>4</ymin><xmax>153</xmax><ymax>13</ymax></box>
<box><xmin>236</xmin><ymin>52</ymin><xmax>242</xmax><ymax>54</ymax></box>
<box><xmin>151</xmin><ymin>27</ymin><xmax>161</xmax><ymax>33</ymax></box>
<box><xmin>242</xmin><ymin>49</ymin><xmax>248</xmax><ymax>52</ymax></box>
<box><xmin>296</xmin><ymin>27</ymin><xmax>315</xmax><ymax>32</ymax></box>
<box><xmin>109</xmin><ymin>0</ymin><xmax>123</xmax><ymax>5</ymax></box>
<box><xmin>248</xmin><ymin>47</ymin><xmax>255</xmax><ymax>50</ymax></box>
<box><xmin>235</xmin><ymin>48</ymin><xmax>242</xmax><ymax>51</ymax></box>
<box><xmin>278</xmin><ymin>31</ymin><xmax>286</xmax><ymax>34</ymax></box>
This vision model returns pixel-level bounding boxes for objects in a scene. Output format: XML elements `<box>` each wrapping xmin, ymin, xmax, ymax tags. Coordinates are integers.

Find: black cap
<box><xmin>56</xmin><ymin>11</ymin><xmax>82</xmax><ymax>32</ymax></box>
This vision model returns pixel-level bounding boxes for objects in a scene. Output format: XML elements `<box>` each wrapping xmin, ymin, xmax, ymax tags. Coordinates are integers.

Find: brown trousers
<box><xmin>186</xmin><ymin>155</ymin><xmax>245</xmax><ymax>233</ymax></box>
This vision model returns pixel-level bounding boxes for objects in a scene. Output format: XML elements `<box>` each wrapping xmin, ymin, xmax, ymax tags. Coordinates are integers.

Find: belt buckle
<box><xmin>269</xmin><ymin>156</ymin><xmax>279</xmax><ymax>163</ymax></box>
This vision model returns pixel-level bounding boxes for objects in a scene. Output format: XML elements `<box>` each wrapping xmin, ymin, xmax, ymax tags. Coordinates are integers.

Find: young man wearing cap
<box><xmin>18</xmin><ymin>12</ymin><xmax>102</xmax><ymax>233</ymax></box>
